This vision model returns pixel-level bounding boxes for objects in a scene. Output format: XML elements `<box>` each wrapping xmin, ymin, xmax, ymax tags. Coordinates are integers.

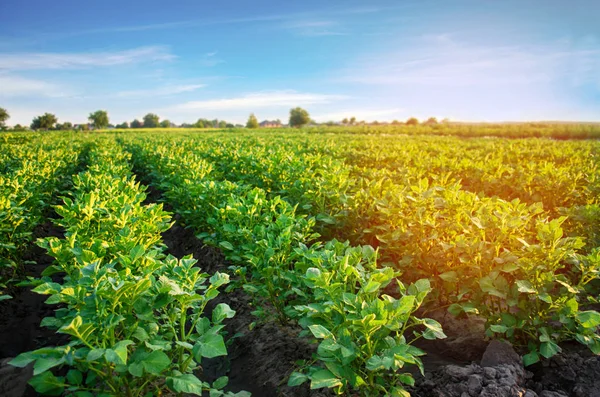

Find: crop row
<box><xmin>125</xmin><ymin>132</ymin><xmax>600</xmax><ymax>367</ymax></box>
<box><xmin>10</xmin><ymin>140</ymin><xmax>248</xmax><ymax>397</ymax></box>
<box><xmin>0</xmin><ymin>136</ymin><xmax>84</xmax><ymax>299</ymax></box>
<box><xmin>127</xmin><ymin>139</ymin><xmax>446</xmax><ymax>396</ymax></box>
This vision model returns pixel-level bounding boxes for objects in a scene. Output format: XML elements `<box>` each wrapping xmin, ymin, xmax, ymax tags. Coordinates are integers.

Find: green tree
<box><xmin>246</xmin><ymin>113</ymin><xmax>259</xmax><ymax>129</ymax></box>
<box><xmin>56</xmin><ymin>122</ymin><xmax>73</xmax><ymax>130</ymax></box>
<box><xmin>341</xmin><ymin>117</ymin><xmax>349</xmax><ymax>125</ymax></box>
<box><xmin>195</xmin><ymin>118</ymin><xmax>210</xmax><ymax>128</ymax></box>
<box><xmin>406</xmin><ymin>117</ymin><xmax>419</xmax><ymax>125</ymax></box>
<box><xmin>349</xmin><ymin>117</ymin><xmax>356</xmax><ymax>125</ymax></box>
<box><xmin>143</xmin><ymin>113</ymin><xmax>160</xmax><ymax>128</ymax></box>
<box><xmin>424</xmin><ymin>117</ymin><xmax>438</xmax><ymax>125</ymax></box>
<box><xmin>225</xmin><ymin>123</ymin><xmax>234</xmax><ymax>128</ymax></box>
<box><xmin>12</xmin><ymin>124</ymin><xmax>26</xmax><ymax>131</ymax></box>
<box><xmin>131</xmin><ymin>119</ymin><xmax>143</xmax><ymax>128</ymax></box>
<box><xmin>116</xmin><ymin>122</ymin><xmax>129</xmax><ymax>129</ymax></box>
<box><xmin>289</xmin><ymin>107</ymin><xmax>310</xmax><ymax>128</ymax></box>
<box><xmin>88</xmin><ymin>110</ymin><xmax>109</xmax><ymax>129</ymax></box>
<box><xmin>160</xmin><ymin>120</ymin><xmax>171</xmax><ymax>128</ymax></box>
<box><xmin>0</xmin><ymin>107</ymin><xmax>9</xmax><ymax>127</ymax></box>
<box><xmin>218</xmin><ymin>120</ymin><xmax>227</xmax><ymax>128</ymax></box>
<box><xmin>31</xmin><ymin>113</ymin><xmax>58</xmax><ymax>130</ymax></box>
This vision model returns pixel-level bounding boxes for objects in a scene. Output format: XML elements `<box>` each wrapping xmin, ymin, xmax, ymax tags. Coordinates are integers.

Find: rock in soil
<box><xmin>480</xmin><ymin>340</ymin><xmax>522</xmax><ymax>368</ymax></box>
<box><xmin>526</xmin><ymin>349</ymin><xmax>600</xmax><ymax>397</ymax></box>
<box><xmin>0</xmin><ymin>358</ymin><xmax>32</xmax><ymax>397</ymax></box>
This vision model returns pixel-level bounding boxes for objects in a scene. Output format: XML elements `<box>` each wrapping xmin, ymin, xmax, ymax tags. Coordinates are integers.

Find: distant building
<box><xmin>259</xmin><ymin>120</ymin><xmax>282</xmax><ymax>128</ymax></box>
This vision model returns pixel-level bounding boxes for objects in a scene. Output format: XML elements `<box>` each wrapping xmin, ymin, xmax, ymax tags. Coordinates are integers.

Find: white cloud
<box><xmin>0</xmin><ymin>74</ymin><xmax>68</xmax><ymax>98</ymax></box>
<box><xmin>283</xmin><ymin>20</ymin><xmax>347</xmax><ymax>37</ymax></box>
<box><xmin>115</xmin><ymin>84</ymin><xmax>206</xmax><ymax>98</ymax></box>
<box><xmin>166</xmin><ymin>90</ymin><xmax>348</xmax><ymax>112</ymax></box>
<box><xmin>0</xmin><ymin>46</ymin><xmax>175</xmax><ymax>71</ymax></box>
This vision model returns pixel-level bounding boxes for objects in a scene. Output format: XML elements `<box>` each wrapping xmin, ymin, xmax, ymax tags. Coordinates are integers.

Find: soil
<box><xmin>0</xmin><ymin>219</ymin><xmax>69</xmax><ymax>396</ymax></box>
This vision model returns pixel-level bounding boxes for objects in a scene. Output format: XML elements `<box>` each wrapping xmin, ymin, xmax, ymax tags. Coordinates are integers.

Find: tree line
<box><xmin>0</xmin><ymin>106</ymin><xmax>444</xmax><ymax>131</ymax></box>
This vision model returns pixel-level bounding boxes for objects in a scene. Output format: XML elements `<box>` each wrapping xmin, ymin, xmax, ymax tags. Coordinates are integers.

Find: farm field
<box><xmin>0</xmin><ymin>127</ymin><xmax>599</xmax><ymax>397</ymax></box>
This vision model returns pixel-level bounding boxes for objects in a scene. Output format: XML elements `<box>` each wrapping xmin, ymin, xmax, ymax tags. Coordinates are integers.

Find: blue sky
<box><xmin>0</xmin><ymin>0</ymin><xmax>599</xmax><ymax>125</ymax></box>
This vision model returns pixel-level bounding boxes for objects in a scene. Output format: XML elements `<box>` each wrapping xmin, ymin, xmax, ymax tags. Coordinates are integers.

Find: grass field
<box><xmin>1</xmin><ymin>127</ymin><xmax>599</xmax><ymax>396</ymax></box>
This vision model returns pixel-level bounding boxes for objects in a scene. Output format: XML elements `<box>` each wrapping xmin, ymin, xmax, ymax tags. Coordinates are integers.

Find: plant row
<box><xmin>10</xmin><ymin>140</ymin><xmax>248</xmax><ymax>397</ymax></box>
<box><xmin>125</xmin><ymin>133</ymin><xmax>600</xmax><ymax>367</ymax></box>
<box><xmin>127</xmin><ymin>139</ymin><xmax>446</xmax><ymax>397</ymax></box>
<box><xmin>0</xmin><ymin>136</ymin><xmax>84</xmax><ymax>299</ymax></box>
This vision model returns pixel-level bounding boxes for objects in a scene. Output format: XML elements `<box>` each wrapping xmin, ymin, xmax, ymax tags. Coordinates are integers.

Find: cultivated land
<box><xmin>0</xmin><ymin>126</ymin><xmax>599</xmax><ymax>397</ymax></box>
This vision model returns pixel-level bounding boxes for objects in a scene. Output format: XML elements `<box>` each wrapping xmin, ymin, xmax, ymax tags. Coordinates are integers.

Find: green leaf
<box><xmin>309</xmin><ymin>369</ymin><xmax>342</xmax><ymax>389</ymax></box>
<box><xmin>538</xmin><ymin>293</ymin><xmax>552</xmax><ymax>304</ymax></box>
<box><xmin>141</xmin><ymin>350</ymin><xmax>170</xmax><ymax>375</ymax></box>
<box><xmin>87</xmin><ymin>349</ymin><xmax>105</xmax><ymax>361</ymax></box>
<box><xmin>219</xmin><ymin>241</ymin><xmax>234</xmax><ymax>251</ymax></box>
<box><xmin>305</xmin><ymin>267</ymin><xmax>321</xmax><ymax>280</ymax></box>
<box><xmin>390</xmin><ymin>387</ymin><xmax>411</xmax><ymax>397</ymax></box>
<box><xmin>105</xmin><ymin>340</ymin><xmax>134</xmax><ymax>365</ymax></box>
<box><xmin>66</xmin><ymin>369</ymin><xmax>83</xmax><ymax>385</ymax></box>
<box><xmin>398</xmin><ymin>373</ymin><xmax>415</xmax><ymax>386</ymax></box>
<box><xmin>422</xmin><ymin>318</ymin><xmax>446</xmax><ymax>339</ymax></box>
<box><xmin>212</xmin><ymin>376</ymin><xmax>229</xmax><ymax>390</ymax></box>
<box><xmin>9</xmin><ymin>352</ymin><xmax>36</xmax><ymax>368</ymax></box>
<box><xmin>29</xmin><ymin>371</ymin><xmax>65</xmax><ymax>395</ymax></box>
<box><xmin>288</xmin><ymin>372</ymin><xmax>309</xmax><ymax>387</ymax></box>
<box><xmin>577</xmin><ymin>311</ymin><xmax>600</xmax><ymax>328</ymax></box>
<box><xmin>308</xmin><ymin>324</ymin><xmax>333</xmax><ymax>339</ymax></box>
<box><xmin>167</xmin><ymin>374</ymin><xmax>207</xmax><ymax>395</ymax></box>
<box><xmin>33</xmin><ymin>357</ymin><xmax>65</xmax><ymax>376</ymax></box>
<box><xmin>209</xmin><ymin>272</ymin><xmax>230</xmax><ymax>288</ymax></box>
<box><xmin>128</xmin><ymin>362</ymin><xmax>144</xmax><ymax>377</ymax></box>
<box><xmin>516</xmin><ymin>280</ymin><xmax>536</xmax><ymax>294</ymax></box>
<box><xmin>362</xmin><ymin>280</ymin><xmax>381</xmax><ymax>294</ymax></box>
<box><xmin>212</xmin><ymin>303</ymin><xmax>236</xmax><ymax>324</ymax></box>
<box><xmin>522</xmin><ymin>351</ymin><xmax>540</xmax><ymax>366</ymax></box>
<box><xmin>490</xmin><ymin>324</ymin><xmax>508</xmax><ymax>333</ymax></box>
<box><xmin>198</xmin><ymin>333</ymin><xmax>227</xmax><ymax>359</ymax></box>
<box><xmin>439</xmin><ymin>271</ymin><xmax>458</xmax><ymax>283</ymax></box>
<box><xmin>540</xmin><ymin>341</ymin><xmax>561</xmax><ymax>359</ymax></box>
<box><xmin>32</xmin><ymin>282</ymin><xmax>62</xmax><ymax>295</ymax></box>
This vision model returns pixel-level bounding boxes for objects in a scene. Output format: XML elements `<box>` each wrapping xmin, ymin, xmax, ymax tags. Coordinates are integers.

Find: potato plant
<box><xmin>10</xmin><ymin>143</ymin><xmax>247</xmax><ymax>397</ymax></box>
<box><xmin>290</xmin><ymin>241</ymin><xmax>445</xmax><ymax>396</ymax></box>
<box><xmin>0</xmin><ymin>137</ymin><xmax>83</xmax><ymax>299</ymax></box>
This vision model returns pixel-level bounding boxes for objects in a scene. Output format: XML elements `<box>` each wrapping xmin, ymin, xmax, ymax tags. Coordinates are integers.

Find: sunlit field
<box><xmin>1</xmin><ymin>125</ymin><xmax>598</xmax><ymax>396</ymax></box>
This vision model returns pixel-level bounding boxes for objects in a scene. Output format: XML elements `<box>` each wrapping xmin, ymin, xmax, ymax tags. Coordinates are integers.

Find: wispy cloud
<box><xmin>166</xmin><ymin>90</ymin><xmax>348</xmax><ymax>112</ymax></box>
<box><xmin>314</xmin><ymin>108</ymin><xmax>404</xmax><ymax>122</ymax></box>
<box><xmin>197</xmin><ymin>51</ymin><xmax>224</xmax><ymax>67</ymax></box>
<box><xmin>19</xmin><ymin>6</ymin><xmax>390</xmax><ymax>41</ymax></box>
<box><xmin>0</xmin><ymin>46</ymin><xmax>175</xmax><ymax>71</ymax></box>
<box><xmin>115</xmin><ymin>84</ymin><xmax>206</xmax><ymax>98</ymax></box>
<box><xmin>338</xmin><ymin>35</ymin><xmax>600</xmax><ymax>87</ymax></box>
<box><xmin>0</xmin><ymin>74</ymin><xmax>68</xmax><ymax>98</ymax></box>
